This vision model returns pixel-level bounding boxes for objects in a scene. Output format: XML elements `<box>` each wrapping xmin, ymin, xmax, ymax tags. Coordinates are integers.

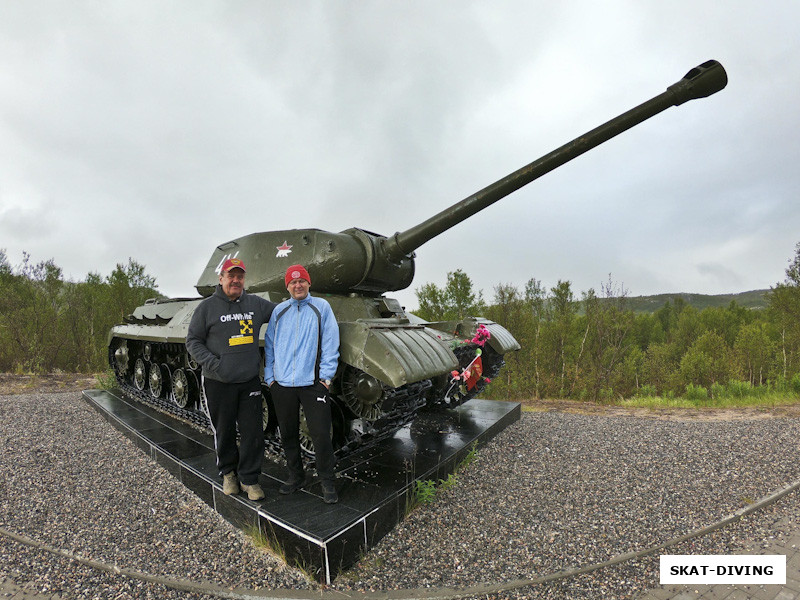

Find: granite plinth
<box><xmin>82</xmin><ymin>388</ymin><xmax>520</xmax><ymax>583</ymax></box>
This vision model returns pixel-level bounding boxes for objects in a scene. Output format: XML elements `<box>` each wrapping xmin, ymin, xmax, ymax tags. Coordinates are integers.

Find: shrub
<box><xmin>685</xmin><ymin>383</ymin><xmax>708</xmax><ymax>402</ymax></box>
<box><xmin>599</xmin><ymin>387</ymin><xmax>615</xmax><ymax>402</ymax></box>
<box><xmin>726</xmin><ymin>379</ymin><xmax>753</xmax><ymax>399</ymax></box>
<box><xmin>636</xmin><ymin>384</ymin><xmax>657</xmax><ymax>398</ymax></box>
<box><xmin>791</xmin><ymin>373</ymin><xmax>800</xmax><ymax>395</ymax></box>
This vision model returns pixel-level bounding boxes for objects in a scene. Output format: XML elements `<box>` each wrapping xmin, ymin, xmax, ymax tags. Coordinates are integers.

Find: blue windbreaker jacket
<box><xmin>263</xmin><ymin>294</ymin><xmax>340</xmax><ymax>387</ymax></box>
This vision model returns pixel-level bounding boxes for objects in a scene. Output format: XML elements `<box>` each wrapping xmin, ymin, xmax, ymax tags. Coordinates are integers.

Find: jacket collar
<box><xmin>288</xmin><ymin>293</ymin><xmax>312</xmax><ymax>307</ymax></box>
<box><xmin>213</xmin><ymin>284</ymin><xmax>246</xmax><ymax>303</ymax></box>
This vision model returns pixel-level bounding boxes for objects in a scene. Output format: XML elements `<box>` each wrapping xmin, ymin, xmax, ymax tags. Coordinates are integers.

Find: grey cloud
<box><xmin>1</xmin><ymin>1</ymin><xmax>798</xmax><ymax>310</ymax></box>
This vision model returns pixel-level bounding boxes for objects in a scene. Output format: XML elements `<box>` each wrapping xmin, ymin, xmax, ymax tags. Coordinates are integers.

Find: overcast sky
<box><xmin>1</xmin><ymin>2</ymin><xmax>798</xmax><ymax>309</ymax></box>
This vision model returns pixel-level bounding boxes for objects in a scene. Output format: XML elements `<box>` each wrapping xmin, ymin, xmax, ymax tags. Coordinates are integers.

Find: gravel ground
<box><xmin>337</xmin><ymin>409</ymin><xmax>800</xmax><ymax>599</ymax></box>
<box><xmin>1</xmin><ymin>390</ymin><xmax>311</xmax><ymax>599</ymax></box>
<box><xmin>1</xmin><ymin>390</ymin><xmax>799</xmax><ymax>599</ymax></box>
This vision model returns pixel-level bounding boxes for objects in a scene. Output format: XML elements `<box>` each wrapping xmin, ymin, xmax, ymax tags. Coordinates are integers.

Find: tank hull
<box><xmin>108</xmin><ymin>292</ymin><xmax>519</xmax><ymax>458</ymax></box>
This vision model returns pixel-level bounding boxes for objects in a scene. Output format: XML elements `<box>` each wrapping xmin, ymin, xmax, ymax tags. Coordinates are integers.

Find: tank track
<box><xmin>114</xmin><ymin>371</ymin><xmax>211</xmax><ymax>430</ymax></box>
<box><xmin>281</xmin><ymin>378</ymin><xmax>432</xmax><ymax>460</ymax></box>
<box><xmin>113</xmin><ymin>363</ymin><xmax>432</xmax><ymax>461</ymax></box>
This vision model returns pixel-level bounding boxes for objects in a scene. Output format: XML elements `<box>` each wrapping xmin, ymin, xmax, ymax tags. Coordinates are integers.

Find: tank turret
<box><xmin>110</xmin><ymin>61</ymin><xmax>727</xmax><ymax>459</ymax></box>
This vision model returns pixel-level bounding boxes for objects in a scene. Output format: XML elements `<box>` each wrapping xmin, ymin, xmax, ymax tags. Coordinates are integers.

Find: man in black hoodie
<box><xmin>186</xmin><ymin>257</ymin><xmax>275</xmax><ymax>501</ymax></box>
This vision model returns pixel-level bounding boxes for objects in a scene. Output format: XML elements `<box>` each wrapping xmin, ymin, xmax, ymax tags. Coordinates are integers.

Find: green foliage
<box><xmin>0</xmin><ymin>250</ymin><xmax>161</xmax><ymax>374</ymax></box>
<box><xmin>414</xmin><ymin>282</ymin><xmax>448</xmax><ymax>322</ymax></box>
<box><xmin>685</xmin><ymin>383</ymin><xmax>709</xmax><ymax>402</ymax></box>
<box><xmin>438</xmin><ymin>473</ymin><xmax>458</xmax><ymax>492</ymax></box>
<box><xmin>625</xmin><ymin>290</ymin><xmax>769</xmax><ymax>313</ymax></box>
<box><xmin>460</xmin><ymin>442</ymin><xmax>479</xmax><ymax>469</ymax></box>
<box><xmin>768</xmin><ymin>242</ymin><xmax>800</xmax><ymax>380</ymax></box>
<box><xmin>416</xmin><ymin>241</ymin><xmax>800</xmax><ymax>403</ymax></box>
<box><xmin>720</xmin><ymin>380</ymin><xmax>751</xmax><ymax>399</ymax></box>
<box><xmin>635</xmin><ymin>384</ymin><xmax>657</xmax><ymax>398</ymax></box>
<box><xmin>412</xmin><ymin>479</ymin><xmax>437</xmax><ymax>505</ymax></box>
<box><xmin>413</xmin><ymin>269</ymin><xmax>485</xmax><ymax>321</ymax></box>
<box><xmin>96</xmin><ymin>369</ymin><xmax>119</xmax><ymax>390</ymax></box>
<box><xmin>408</xmin><ymin>443</ymin><xmax>480</xmax><ymax>511</ymax></box>
<box><xmin>6</xmin><ymin>239</ymin><xmax>800</xmax><ymax>407</ymax></box>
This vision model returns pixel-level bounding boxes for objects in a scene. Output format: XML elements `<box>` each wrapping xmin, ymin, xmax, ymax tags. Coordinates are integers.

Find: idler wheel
<box><xmin>133</xmin><ymin>358</ymin><xmax>147</xmax><ymax>391</ymax></box>
<box><xmin>113</xmin><ymin>341</ymin><xmax>129</xmax><ymax>375</ymax></box>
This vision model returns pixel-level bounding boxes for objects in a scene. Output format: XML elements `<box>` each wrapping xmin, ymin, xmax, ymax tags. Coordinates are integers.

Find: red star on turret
<box><xmin>276</xmin><ymin>241</ymin><xmax>293</xmax><ymax>258</ymax></box>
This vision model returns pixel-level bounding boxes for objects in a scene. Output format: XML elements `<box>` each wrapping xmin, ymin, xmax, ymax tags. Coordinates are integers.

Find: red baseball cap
<box><xmin>285</xmin><ymin>264</ymin><xmax>311</xmax><ymax>286</ymax></box>
<box><xmin>221</xmin><ymin>257</ymin><xmax>246</xmax><ymax>273</ymax></box>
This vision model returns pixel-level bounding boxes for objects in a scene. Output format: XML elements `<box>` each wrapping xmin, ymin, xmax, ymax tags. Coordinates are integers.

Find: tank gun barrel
<box><xmin>385</xmin><ymin>60</ymin><xmax>727</xmax><ymax>261</ymax></box>
<box><xmin>194</xmin><ymin>60</ymin><xmax>726</xmax><ymax>297</ymax></box>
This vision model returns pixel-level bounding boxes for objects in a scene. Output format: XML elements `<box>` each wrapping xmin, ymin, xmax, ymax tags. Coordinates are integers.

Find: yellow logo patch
<box><xmin>229</xmin><ymin>335</ymin><xmax>254</xmax><ymax>346</ymax></box>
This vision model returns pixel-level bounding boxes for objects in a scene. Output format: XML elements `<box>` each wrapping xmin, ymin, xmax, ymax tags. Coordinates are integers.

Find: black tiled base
<box><xmin>82</xmin><ymin>388</ymin><xmax>520</xmax><ymax>583</ymax></box>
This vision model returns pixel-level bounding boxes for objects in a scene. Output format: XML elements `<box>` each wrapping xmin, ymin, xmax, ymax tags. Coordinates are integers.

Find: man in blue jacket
<box><xmin>264</xmin><ymin>264</ymin><xmax>340</xmax><ymax>504</ymax></box>
<box><xmin>186</xmin><ymin>257</ymin><xmax>275</xmax><ymax>501</ymax></box>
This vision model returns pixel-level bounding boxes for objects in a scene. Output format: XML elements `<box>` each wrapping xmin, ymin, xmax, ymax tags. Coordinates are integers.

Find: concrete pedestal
<box><xmin>83</xmin><ymin>388</ymin><xmax>520</xmax><ymax>583</ymax></box>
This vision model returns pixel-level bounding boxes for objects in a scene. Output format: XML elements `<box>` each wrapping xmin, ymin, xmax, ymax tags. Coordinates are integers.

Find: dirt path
<box><xmin>517</xmin><ymin>396</ymin><xmax>800</xmax><ymax>421</ymax></box>
<box><xmin>0</xmin><ymin>373</ymin><xmax>100</xmax><ymax>395</ymax></box>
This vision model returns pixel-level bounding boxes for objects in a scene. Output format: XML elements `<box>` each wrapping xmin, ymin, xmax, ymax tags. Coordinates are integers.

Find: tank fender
<box><xmin>422</xmin><ymin>318</ymin><xmax>521</xmax><ymax>354</ymax></box>
<box><xmin>106</xmin><ymin>298</ymin><xmax>203</xmax><ymax>345</ymax></box>
<box><xmin>474</xmin><ymin>318</ymin><xmax>522</xmax><ymax>353</ymax></box>
<box><xmin>338</xmin><ymin>322</ymin><xmax>458</xmax><ymax>389</ymax></box>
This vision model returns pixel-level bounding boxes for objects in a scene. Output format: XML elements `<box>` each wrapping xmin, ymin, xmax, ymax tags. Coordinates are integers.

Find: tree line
<box><xmin>0</xmin><ymin>250</ymin><xmax>160</xmax><ymax>373</ymax></box>
<box><xmin>3</xmin><ymin>243</ymin><xmax>800</xmax><ymax>404</ymax></box>
<box><xmin>414</xmin><ymin>244</ymin><xmax>800</xmax><ymax>401</ymax></box>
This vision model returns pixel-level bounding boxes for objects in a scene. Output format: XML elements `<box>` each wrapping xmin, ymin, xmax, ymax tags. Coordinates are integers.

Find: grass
<box><xmin>510</xmin><ymin>379</ymin><xmax>800</xmax><ymax>412</ymax></box>
<box><xmin>244</xmin><ymin>523</ymin><xmax>287</xmax><ymax>562</ymax></box>
<box><xmin>618</xmin><ymin>393</ymin><xmax>800</xmax><ymax>410</ymax></box>
<box><xmin>620</xmin><ymin>379</ymin><xmax>800</xmax><ymax>410</ymax></box>
<box><xmin>407</xmin><ymin>442</ymin><xmax>480</xmax><ymax>511</ymax></box>
<box><xmin>243</xmin><ymin>523</ymin><xmax>315</xmax><ymax>581</ymax></box>
<box><xmin>96</xmin><ymin>368</ymin><xmax>118</xmax><ymax>390</ymax></box>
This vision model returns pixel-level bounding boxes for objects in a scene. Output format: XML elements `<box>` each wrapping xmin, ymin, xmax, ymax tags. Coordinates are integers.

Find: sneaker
<box><xmin>222</xmin><ymin>472</ymin><xmax>240</xmax><ymax>496</ymax></box>
<box><xmin>321</xmin><ymin>481</ymin><xmax>338</xmax><ymax>504</ymax></box>
<box><xmin>279</xmin><ymin>480</ymin><xmax>303</xmax><ymax>495</ymax></box>
<box><xmin>240</xmin><ymin>482</ymin><xmax>265</xmax><ymax>501</ymax></box>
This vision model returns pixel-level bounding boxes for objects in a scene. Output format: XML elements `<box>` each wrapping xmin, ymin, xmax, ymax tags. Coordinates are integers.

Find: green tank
<box><xmin>108</xmin><ymin>60</ymin><xmax>727</xmax><ymax>457</ymax></box>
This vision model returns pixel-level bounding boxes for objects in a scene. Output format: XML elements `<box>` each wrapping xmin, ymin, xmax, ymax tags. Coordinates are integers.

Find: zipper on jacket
<box><xmin>292</xmin><ymin>303</ymin><xmax>300</xmax><ymax>386</ymax></box>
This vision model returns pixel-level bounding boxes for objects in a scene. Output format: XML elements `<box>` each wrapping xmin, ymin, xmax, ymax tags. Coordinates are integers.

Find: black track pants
<box><xmin>271</xmin><ymin>382</ymin><xmax>336</xmax><ymax>483</ymax></box>
<box><xmin>202</xmin><ymin>376</ymin><xmax>265</xmax><ymax>485</ymax></box>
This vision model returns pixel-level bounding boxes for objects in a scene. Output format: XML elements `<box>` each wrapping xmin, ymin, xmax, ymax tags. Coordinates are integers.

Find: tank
<box><xmin>108</xmin><ymin>60</ymin><xmax>727</xmax><ymax>458</ymax></box>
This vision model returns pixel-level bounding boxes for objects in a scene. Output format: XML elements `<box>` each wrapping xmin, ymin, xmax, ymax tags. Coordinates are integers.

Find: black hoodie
<box><xmin>186</xmin><ymin>285</ymin><xmax>276</xmax><ymax>384</ymax></box>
